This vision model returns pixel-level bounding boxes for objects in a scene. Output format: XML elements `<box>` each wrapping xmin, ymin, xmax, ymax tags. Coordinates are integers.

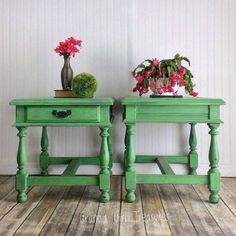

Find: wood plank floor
<box><xmin>0</xmin><ymin>176</ymin><xmax>236</xmax><ymax>236</ymax></box>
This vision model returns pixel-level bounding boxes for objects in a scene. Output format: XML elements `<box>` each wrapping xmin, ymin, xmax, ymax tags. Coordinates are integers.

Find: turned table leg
<box><xmin>16</xmin><ymin>127</ymin><xmax>28</xmax><ymax>203</ymax></box>
<box><xmin>40</xmin><ymin>126</ymin><xmax>49</xmax><ymax>176</ymax></box>
<box><xmin>124</xmin><ymin>128</ymin><xmax>128</xmax><ymax>170</ymax></box>
<box><xmin>188</xmin><ymin>123</ymin><xmax>198</xmax><ymax>175</ymax></box>
<box><xmin>125</xmin><ymin>124</ymin><xmax>136</xmax><ymax>203</ymax></box>
<box><xmin>108</xmin><ymin>128</ymin><xmax>113</xmax><ymax>175</ymax></box>
<box><xmin>208</xmin><ymin>123</ymin><xmax>220</xmax><ymax>203</ymax></box>
<box><xmin>99</xmin><ymin>127</ymin><xmax>110</xmax><ymax>203</ymax></box>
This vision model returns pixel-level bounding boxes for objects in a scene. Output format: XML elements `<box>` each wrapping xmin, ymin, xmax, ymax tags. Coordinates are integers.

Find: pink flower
<box><xmin>139</xmin><ymin>88</ymin><xmax>149</xmax><ymax>96</ymax></box>
<box><xmin>145</xmin><ymin>70</ymin><xmax>153</xmax><ymax>78</ymax></box>
<box><xmin>132</xmin><ymin>85</ymin><xmax>139</xmax><ymax>92</ymax></box>
<box><xmin>152</xmin><ymin>58</ymin><xmax>159</xmax><ymax>67</ymax></box>
<box><xmin>178</xmin><ymin>67</ymin><xmax>186</xmax><ymax>76</ymax></box>
<box><xmin>150</xmin><ymin>82</ymin><xmax>156</xmax><ymax>90</ymax></box>
<box><xmin>165</xmin><ymin>85</ymin><xmax>174</xmax><ymax>93</ymax></box>
<box><xmin>133</xmin><ymin>84</ymin><xmax>149</xmax><ymax>97</ymax></box>
<box><xmin>142</xmin><ymin>89</ymin><xmax>149</xmax><ymax>94</ymax></box>
<box><xmin>54</xmin><ymin>37</ymin><xmax>82</xmax><ymax>57</ymax></box>
<box><xmin>190</xmin><ymin>91</ymin><xmax>198</xmax><ymax>97</ymax></box>
<box><xmin>135</xmin><ymin>75</ymin><xmax>144</xmax><ymax>83</ymax></box>
<box><xmin>170</xmin><ymin>81</ymin><xmax>177</xmax><ymax>87</ymax></box>
<box><xmin>178</xmin><ymin>78</ymin><xmax>184</xmax><ymax>87</ymax></box>
<box><xmin>158</xmin><ymin>87</ymin><xmax>165</xmax><ymax>95</ymax></box>
<box><xmin>67</xmin><ymin>37</ymin><xmax>82</xmax><ymax>46</ymax></box>
<box><xmin>169</xmin><ymin>73</ymin><xmax>179</xmax><ymax>82</ymax></box>
<box><xmin>170</xmin><ymin>73</ymin><xmax>184</xmax><ymax>87</ymax></box>
<box><xmin>133</xmin><ymin>83</ymin><xmax>142</xmax><ymax>92</ymax></box>
<box><xmin>157</xmin><ymin>70</ymin><xmax>163</xmax><ymax>77</ymax></box>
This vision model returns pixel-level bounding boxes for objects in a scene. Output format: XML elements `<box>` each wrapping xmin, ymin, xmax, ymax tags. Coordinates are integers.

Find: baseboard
<box><xmin>0</xmin><ymin>163</ymin><xmax>235</xmax><ymax>177</ymax></box>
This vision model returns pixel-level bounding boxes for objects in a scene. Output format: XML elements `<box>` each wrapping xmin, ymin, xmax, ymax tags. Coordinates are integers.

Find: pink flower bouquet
<box><xmin>54</xmin><ymin>37</ymin><xmax>82</xmax><ymax>57</ymax></box>
<box><xmin>54</xmin><ymin>37</ymin><xmax>82</xmax><ymax>90</ymax></box>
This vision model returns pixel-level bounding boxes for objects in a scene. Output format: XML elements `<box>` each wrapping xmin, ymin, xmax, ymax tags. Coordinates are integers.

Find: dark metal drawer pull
<box><xmin>52</xmin><ymin>110</ymin><xmax>72</xmax><ymax>118</ymax></box>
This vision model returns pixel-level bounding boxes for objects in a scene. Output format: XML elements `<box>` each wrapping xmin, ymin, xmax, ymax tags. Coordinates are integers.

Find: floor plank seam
<box><xmin>155</xmin><ymin>185</ymin><xmax>173</xmax><ymax>236</ymax></box>
<box><xmin>192</xmin><ymin>185</ymin><xmax>227</xmax><ymax>236</ymax></box>
<box><xmin>173</xmin><ymin>185</ymin><xmax>199</xmax><ymax>236</ymax></box>
<box><xmin>0</xmin><ymin>176</ymin><xmax>12</xmax><ymax>185</ymax></box>
<box><xmin>118</xmin><ymin>176</ymin><xmax>123</xmax><ymax>236</ymax></box>
<box><xmin>219</xmin><ymin>181</ymin><xmax>236</xmax><ymax>218</ymax></box>
<box><xmin>91</xmin><ymin>187</ymin><xmax>101</xmax><ymax>236</ymax></box>
<box><xmin>0</xmin><ymin>189</ymin><xmax>18</xmax><ymax>221</ymax></box>
<box><xmin>0</xmin><ymin>176</ymin><xmax>15</xmax><ymax>200</ymax></box>
<box><xmin>13</xmin><ymin>186</ymin><xmax>50</xmax><ymax>236</ymax></box>
<box><xmin>139</xmin><ymin>184</ymin><xmax>148</xmax><ymax>236</ymax></box>
<box><xmin>37</xmin><ymin>186</ymin><xmax>69</xmax><ymax>236</ymax></box>
<box><xmin>219</xmin><ymin>195</ymin><xmax>236</xmax><ymax>218</ymax></box>
<box><xmin>64</xmin><ymin>186</ymin><xmax>86</xmax><ymax>236</ymax></box>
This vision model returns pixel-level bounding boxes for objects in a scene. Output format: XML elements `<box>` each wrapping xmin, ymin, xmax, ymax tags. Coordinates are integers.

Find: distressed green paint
<box><xmin>125</xmin><ymin>125</ymin><xmax>136</xmax><ymax>202</ymax></box>
<box><xmin>137</xmin><ymin>174</ymin><xmax>208</xmax><ymax>184</ymax></box>
<box><xmin>16</xmin><ymin>106</ymin><xmax>25</xmax><ymax>123</ymax></box>
<box><xmin>208</xmin><ymin>123</ymin><xmax>220</xmax><ymax>203</ymax></box>
<box><xmin>40</xmin><ymin>127</ymin><xmax>49</xmax><ymax>176</ymax></box>
<box><xmin>188</xmin><ymin>123</ymin><xmax>198</xmax><ymax>175</ymax></box>
<box><xmin>124</xmin><ymin>128</ymin><xmax>128</xmax><ymax>169</ymax></box>
<box><xmin>122</xmin><ymin>97</ymin><xmax>225</xmax><ymax>124</ymax></box>
<box><xmin>10</xmin><ymin>98</ymin><xmax>113</xmax><ymax>203</ymax></box>
<box><xmin>99</xmin><ymin>127</ymin><xmax>110</xmax><ymax>202</ymax></box>
<box><xmin>16</xmin><ymin>127</ymin><xmax>28</xmax><ymax>203</ymax></box>
<box><xmin>28</xmin><ymin>176</ymin><xmax>98</xmax><ymax>186</ymax></box>
<box><xmin>12</xmin><ymin>122</ymin><xmax>112</xmax><ymax>127</ymax></box>
<box><xmin>49</xmin><ymin>156</ymin><xmax>100</xmax><ymax>165</ymax></box>
<box><xmin>10</xmin><ymin>98</ymin><xmax>114</xmax><ymax>106</ymax></box>
<box><xmin>108</xmin><ymin>128</ymin><xmax>113</xmax><ymax>174</ymax></box>
<box><xmin>62</xmin><ymin>160</ymin><xmax>81</xmax><ymax>176</ymax></box>
<box><xmin>136</xmin><ymin>155</ymin><xmax>188</xmax><ymax>164</ymax></box>
<box><xmin>122</xmin><ymin>97</ymin><xmax>225</xmax><ymax>203</ymax></box>
<box><xmin>10</xmin><ymin>98</ymin><xmax>113</xmax><ymax>127</ymax></box>
<box><xmin>26</xmin><ymin>106</ymin><xmax>101</xmax><ymax>123</ymax></box>
<box><xmin>156</xmin><ymin>157</ymin><xmax>175</xmax><ymax>175</ymax></box>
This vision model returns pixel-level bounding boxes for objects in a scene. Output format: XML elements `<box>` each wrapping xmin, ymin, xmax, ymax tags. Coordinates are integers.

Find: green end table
<box><xmin>10</xmin><ymin>98</ymin><xmax>114</xmax><ymax>203</ymax></box>
<box><xmin>122</xmin><ymin>97</ymin><xmax>225</xmax><ymax>203</ymax></box>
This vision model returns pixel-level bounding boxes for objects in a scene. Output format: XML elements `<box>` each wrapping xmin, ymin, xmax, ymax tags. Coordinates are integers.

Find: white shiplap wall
<box><xmin>0</xmin><ymin>0</ymin><xmax>235</xmax><ymax>176</ymax></box>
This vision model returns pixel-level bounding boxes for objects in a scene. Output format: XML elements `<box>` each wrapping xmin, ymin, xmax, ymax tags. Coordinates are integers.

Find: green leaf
<box><xmin>167</xmin><ymin>66</ymin><xmax>171</xmax><ymax>77</ymax></box>
<box><xmin>145</xmin><ymin>59</ymin><xmax>152</xmax><ymax>63</ymax></box>
<box><xmin>139</xmin><ymin>64</ymin><xmax>145</xmax><ymax>69</ymax></box>
<box><xmin>144</xmin><ymin>78</ymin><xmax>149</xmax><ymax>89</ymax></box>
<box><xmin>182</xmin><ymin>57</ymin><xmax>191</xmax><ymax>66</ymax></box>
<box><xmin>174</xmin><ymin>53</ymin><xmax>180</xmax><ymax>60</ymax></box>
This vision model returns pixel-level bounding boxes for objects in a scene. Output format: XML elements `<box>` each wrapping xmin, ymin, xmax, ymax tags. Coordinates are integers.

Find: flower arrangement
<box><xmin>132</xmin><ymin>54</ymin><xmax>198</xmax><ymax>97</ymax></box>
<box><xmin>54</xmin><ymin>37</ymin><xmax>82</xmax><ymax>57</ymax></box>
<box><xmin>54</xmin><ymin>37</ymin><xmax>82</xmax><ymax>90</ymax></box>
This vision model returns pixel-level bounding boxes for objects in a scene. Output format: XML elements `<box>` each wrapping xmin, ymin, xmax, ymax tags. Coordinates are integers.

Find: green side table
<box><xmin>122</xmin><ymin>97</ymin><xmax>225</xmax><ymax>203</ymax></box>
<box><xmin>10</xmin><ymin>98</ymin><xmax>114</xmax><ymax>203</ymax></box>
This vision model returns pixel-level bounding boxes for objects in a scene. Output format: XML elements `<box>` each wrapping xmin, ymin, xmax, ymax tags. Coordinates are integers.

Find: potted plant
<box><xmin>132</xmin><ymin>54</ymin><xmax>198</xmax><ymax>97</ymax></box>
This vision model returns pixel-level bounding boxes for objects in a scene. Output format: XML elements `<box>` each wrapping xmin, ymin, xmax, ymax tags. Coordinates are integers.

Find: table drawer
<box><xmin>26</xmin><ymin>106</ymin><xmax>100</xmax><ymax>123</ymax></box>
<box><xmin>136</xmin><ymin>105</ymin><xmax>209</xmax><ymax>122</ymax></box>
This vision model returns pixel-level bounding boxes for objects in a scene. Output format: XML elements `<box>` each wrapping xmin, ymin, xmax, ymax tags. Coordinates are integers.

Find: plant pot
<box><xmin>150</xmin><ymin>94</ymin><xmax>183</xmax><ymax>98</ymax></box>
<box><xmin>150</xmin><ymin>79</ymin><xmax>182</xmax><ymax>97</ymax></box>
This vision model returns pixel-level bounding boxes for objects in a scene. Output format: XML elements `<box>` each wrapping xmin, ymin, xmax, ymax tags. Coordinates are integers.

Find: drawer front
<box><xmin>26</xmin><ymin>106</ymin><xmax>100</xmax><ymax>123</ymax></box>
<box><xmin>135</xmin><ymin>105</ymin><xmax>209</xmax><ymax>122</ymax></box>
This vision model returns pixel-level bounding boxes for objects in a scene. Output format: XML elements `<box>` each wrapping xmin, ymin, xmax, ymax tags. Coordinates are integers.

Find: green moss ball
<box><xmin>72</xmin><ymin>72</ymin><xmax>97</xmax><ymax>98</ymax></box>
